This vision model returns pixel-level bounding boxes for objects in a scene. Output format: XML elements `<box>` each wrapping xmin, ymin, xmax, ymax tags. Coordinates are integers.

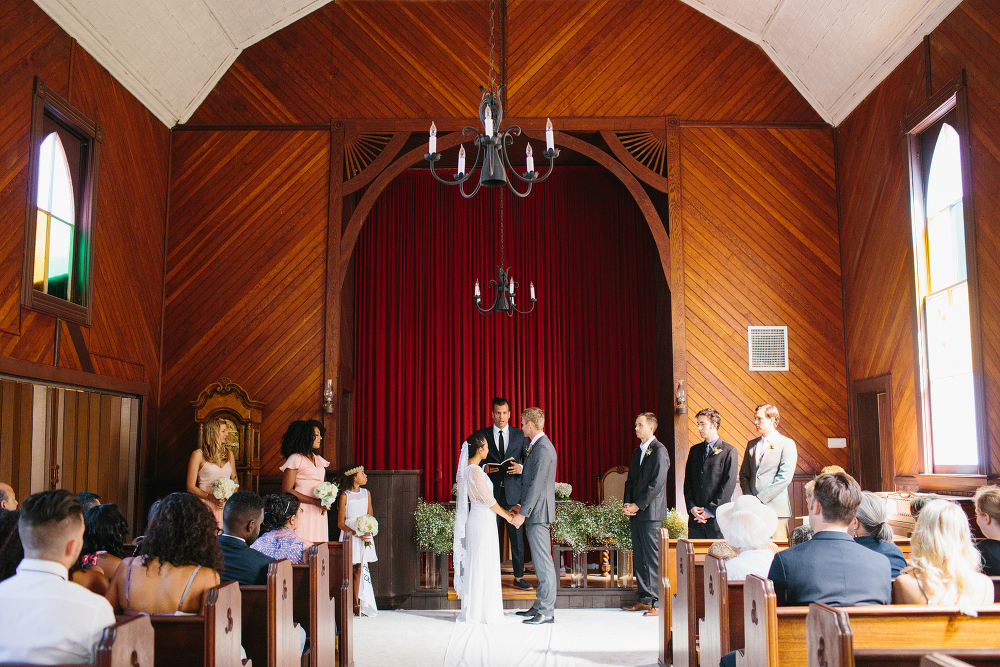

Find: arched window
<box><xmin>33</xmin><ymin>132</ymin><xmax>77</xmax><ymax>300</ymax></box>
<box><xmin>22</xmin><ymin>78</ymin><xmax>101</xmax><ymax>325</ymax></box>
<box><xmin>905</xmin><ymin>75</ymin><xmax>983</xmax><ymax>476</ymax></box>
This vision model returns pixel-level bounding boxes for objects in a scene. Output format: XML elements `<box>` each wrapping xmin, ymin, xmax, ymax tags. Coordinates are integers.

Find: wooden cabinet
<box><xmin>364</xmin><ymin>470</ymin><xmax>420</xmax><ymax>607</ymax></box>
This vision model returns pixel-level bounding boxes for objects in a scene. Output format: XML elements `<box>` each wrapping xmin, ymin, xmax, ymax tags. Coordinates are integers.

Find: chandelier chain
<box><xmin>488</xmin><ymin>0</ymin><xmax>496</xmax><ymax>94</ymax></box>
<box><xmin>500</xmin><ymin>190</ymin><xmax>505</xmax><ymax>270</ymax></box>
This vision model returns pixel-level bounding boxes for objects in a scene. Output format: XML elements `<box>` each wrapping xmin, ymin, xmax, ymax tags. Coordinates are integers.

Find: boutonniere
<box><xmin>645</xmin><ymin>446</ymin><xmax>653</xmax><ymax>457</ymax></box>
<box><xmin>768</xmin><ymin>443</ymin><xmax>775</xmax><ymax>450</ymax></box>
<box><xmin>526</xmin><ymin>444</ymin><xmax>533</xmax><ymax>456</ymax></box>
<box><xmin>711</xmin><ymin>447</ymin><xmax>721</xmax><ymax>456</ymax></box>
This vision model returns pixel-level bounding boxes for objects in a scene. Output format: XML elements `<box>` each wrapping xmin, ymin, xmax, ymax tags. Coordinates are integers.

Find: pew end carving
<box><xmin>240</xmin><ymin>559</ymin><xmax>298</xmax><ymax>667</ymax></box>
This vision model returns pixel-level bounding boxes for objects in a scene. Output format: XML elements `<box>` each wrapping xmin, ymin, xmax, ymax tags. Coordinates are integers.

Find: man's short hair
<box><xmin>789</xmin><ymin>524</ymin><xmax>814</xmax><ymax>546</ymax></box>
<box><xmin>812</xmin><ymin>472</ymin><xmax>862</xmax><ymax>525</ymax></box>
<box><xmin>521</xmin><ymin>407</ymin><xmax>545</xmax><ymax>429</ymax></box>
<box><xmin>637</xmin><ymin>412</ymin><xmax>658</xmax><ymax>432</ymax></box>
<box><xmin>755</xmin><ymin>404</ymin><xmax>780</xmax><ymax>427</ymax></box>
<box><xmin>492</xmin><ymin>397</ymin><xmax>510</xmax><ymax>411</ymax></box>
<box><xmin>223</xmin><ymin>490</ymin><xmax>265</xmax><ymax>531</ymax></box>
<box><xmin>695</xmin><ymin>408</ymin><xmax>721</xmax><ymax>428</ymax></box>
<box><xmin>0</xmin><ymin>484</ymin><xmax>13</xmax><ymax>507</ymax></box>
<box><xmin>77</xmin><ymin>491</ymin><xmax>101</xmax><ymax>510</ymax></box>
<box><xmin>18</xmin><ymin>489</ymin><xmax>84</xmax><ymax>555</ymax></box>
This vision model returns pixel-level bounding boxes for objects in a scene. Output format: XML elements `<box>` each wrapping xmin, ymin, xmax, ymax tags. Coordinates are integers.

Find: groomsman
<box><xmin>739</xmin><ymin>403</ymin><xmax>797</xmax><ymax>539</ymax></box>
<box><xmin>476</xmin><ymin>397</ymin><xmax>531</xmax><ymax>590</ymax></box>
<box><xmin>683</xmin><ymin>408</ymin><xmax>739</xmax><ymax>538</ymax></box>
<box><xmin>622</xmin><ymin>412</ymin><xmax>670</xmax><ymax>617</ymax></box>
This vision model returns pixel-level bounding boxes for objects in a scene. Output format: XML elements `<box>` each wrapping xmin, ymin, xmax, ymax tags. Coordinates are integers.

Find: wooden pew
<box><xmin>740</xmin><ymin>574</ymin><xmax>1000</xmax><ymax>667</ymax></box>
<box><xmin>700</xmin><ymin>555</ymin><xmax>745</xmax><ymax>667</ymax></box>
<box><xmin>328</xmin><ymin>539</ymin><xmax>354</xmax><ymax>667</ymax></box>
<box><xmin>150</xmin><ymin>580</ymin><xmax>244</xmax><ymax>667</ymax></box>
<box><xmin>672</xmin><ymin>539</ymin><xmax>702</xmax><ymax>667</ymax></box>
<box><xmin>659</xmin><ymin>528</ymin><xmax>672</xmax><ymax>667</ymax></box>
<box><xmin>5</xmin><ymin>616</ymin><xmax>154</xmax><ymax>667</ymax></box>
<box><xmin>291</xmin><ymin>543</ymin><xmax>337</xmax><ymax>667</ymax></box>
<box><xmin>241</xmin><ymin>559</ymin><xmax>300</xmax><ymax>667</ymax></box>
<box><xmin>921</xmin><ymin>657</ymin><xmax>978</xmax><ymax>667</ymax></box>
<box><xmin>806</xmin><ymin>602</ymin><xmax>1000</xmax><ymax>667</ymax></box>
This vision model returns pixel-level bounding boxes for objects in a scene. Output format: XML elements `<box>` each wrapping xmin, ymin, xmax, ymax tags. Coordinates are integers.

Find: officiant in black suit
<box><xmin>475</xmin><ymin>396</ymin><xmax>531</xmax><ymax>590</ymax></box>
<box><xmin>683</xmin><ymin>407</ymin><xmax>739</xmax><ymax>538</ymax></box>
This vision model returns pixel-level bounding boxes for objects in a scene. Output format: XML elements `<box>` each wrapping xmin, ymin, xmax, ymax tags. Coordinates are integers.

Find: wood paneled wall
<box><xmin>158</xmin><ymin>130</ymin><xmax>329</xmax><ymax>484</ymax></box>
<box><xmin>838</xmin><ymin>0</ymin><xmax>1000</xmax><ymax>478</ymax></box>
<box><xmin>679</xmin><ymin>127</ymin><xmax>848</xmax><ymax>479</ymax></box>
<box><xmin>0</xmin><ymin>0</ymin><xmax>168</xmax><ymax>457</ymax></box>
<box><xmin>189</xmin><ymin>0</ymin><xmax>820</xmax><ymax>126</ymax></box>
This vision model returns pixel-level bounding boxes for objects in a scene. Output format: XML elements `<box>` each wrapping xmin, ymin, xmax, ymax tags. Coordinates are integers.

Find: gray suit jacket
<box><xmin>519</xmin><ymin>434</ymin><xmax>556</xmax><ymax>525</ymax></box>
<box><xmin>739</xmin><ymin>431</ymin><xmax>797</xmax><ymax>518</ymax></box>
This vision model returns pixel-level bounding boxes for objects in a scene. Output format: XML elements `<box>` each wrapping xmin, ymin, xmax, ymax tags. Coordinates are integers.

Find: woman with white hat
<box><xmin>714</xmin><ymin>495</ymin><xmax>779</xmax><ymax>581</ymax></box>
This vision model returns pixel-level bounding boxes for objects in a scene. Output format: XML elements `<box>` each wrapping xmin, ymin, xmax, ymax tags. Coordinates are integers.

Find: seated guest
<box><xmin>81</xmin><ymin>503</ymin><xmax>131</xmax><ymax>580</ymax></box>
<box><xmin>0</xmin><ymin>482</ymin><xmax>18</xmax><ymax>510</ymax></box>
<box><xmin>252</xmin><ymin>493</ymin><xmax>308</xmax><ymax>564</ymax></box>
<box><xmin>893</xmin><ymin>499</ymin><xmax>993</xmax><ymax>610</ymax></box>
<box><xmin>219</xmin><ymin>490</ymin><xmax>274</xmax><ymax>585</ymax></box>
<box><xmin>973</xmin><ymin>485</ymin><xmax>1000</xmax><ymax>576</ymax></box>
<box><xmin>769</xmin><ymin>471</ymin><xmax>891</xmax><ymax>606</ymax></box>
<box><xmin>720</xmin><ymin>472</ymin><xmax>890</xmax><ymax>667</ymax></box>
<box><xmin>713</xmin><ymin>496</ymin><xmax>778</xmax><ymax>581</ymax></box>
<box><xmin>106</xmin><ymin>492</ymin><xmax>222</xmax><ymax>615</ymax></box>
<box><xmin>77</xmin><ymin>491</ymin><xmax>101</xmax><ymax>512</ymax></box>
<box><xmin>0</xmin><ymin>509</ymin><xmax>23</xmax><ymax>581</ymax></box>
<box><xmin>909</xmin><ymin>493</ymin><xmax>944</xmax><ymax>521</ymax></box>
<box><xmin>0</xmin><ymin>490</ymin><xmax>115</xmax><ymax>664</ymax></box>
<box><xmin>852</xmin><ymin>491</ymin><xmax>906</xmax><ymax>577</ymax></box>
<box><xmin>788</xmin><ymin>524</ymin><xmax>814</xmax><ymax>546</ymax></box>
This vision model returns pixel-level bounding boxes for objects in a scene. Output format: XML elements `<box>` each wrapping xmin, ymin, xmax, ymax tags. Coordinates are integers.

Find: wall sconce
<box><xmin>675</xmin><ymin>379</ymin><xmax>688</xmax><ymax>414</ymax></box>
<box><xmin>322</xmin><ymin>379</ymin><xmax>334</xmax><ymax>414</ymax></box>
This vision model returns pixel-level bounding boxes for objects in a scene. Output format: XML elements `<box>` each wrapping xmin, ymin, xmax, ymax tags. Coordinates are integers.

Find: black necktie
<box><xmin>498</xmin><ymin>430</ymin><xmax>505</xmax><ymax>457</ymax></box>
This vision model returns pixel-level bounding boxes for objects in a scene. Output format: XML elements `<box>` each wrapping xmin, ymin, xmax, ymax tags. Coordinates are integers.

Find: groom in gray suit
<box><xmin>513</xmin><ymin>406</ymin><xmax>557</xmax><ymax>624</ymax></box>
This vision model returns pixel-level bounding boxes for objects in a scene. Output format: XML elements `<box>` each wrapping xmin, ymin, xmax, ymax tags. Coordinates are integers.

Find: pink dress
<box><xmin>196</xmin><ymin>459</ymin><xmax>234</xmax><ymax>530</ymax></box>
<box><xmin>279</xmin><ymin>453</ymin><xmax>330</xmax><ymax>543</ymax></box>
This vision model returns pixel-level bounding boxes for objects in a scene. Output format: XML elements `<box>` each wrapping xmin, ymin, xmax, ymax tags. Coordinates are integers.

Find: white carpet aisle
<box><xmin>353</xmin><ymin>608</ymin><xmax>660</xmax><ymax>667</ymax></box>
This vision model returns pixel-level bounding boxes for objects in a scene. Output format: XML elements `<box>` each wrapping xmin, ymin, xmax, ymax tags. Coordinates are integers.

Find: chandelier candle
<box><xmin>428</xmin><ymin>122</ymin><xmax>437</xmax><ymax>155</ymax></box>
<box><xmin>525</xmin><ymin>144</ymin><xmax>534</xmax><ymax>174</ymax></box>
<box><xmin>457</xmin><ymin>145</ymin><xmax>466</xmax><ymax>176</ymax></box>
<box><xmin>546</xmin><ymin>118</ymin><xmax>554</xmax><ymax>151</ymax></box>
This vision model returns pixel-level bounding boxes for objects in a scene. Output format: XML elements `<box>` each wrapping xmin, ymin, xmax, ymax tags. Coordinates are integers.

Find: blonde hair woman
<box><xmin>893</xmin><ymin>499</ymin><xmax>993</xmax><ymax>612</ymax></box>
<box><xmin>186</xmin><ymin>418</ymin><xmax>238</xmax><ymax>529</ymax></box>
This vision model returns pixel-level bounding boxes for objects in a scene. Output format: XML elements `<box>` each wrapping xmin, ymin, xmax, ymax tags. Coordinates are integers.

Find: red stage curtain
<box><xmin>353</xmin><ymin>166</ymin><xmax>661</xmax><ymax>502</ymax></box>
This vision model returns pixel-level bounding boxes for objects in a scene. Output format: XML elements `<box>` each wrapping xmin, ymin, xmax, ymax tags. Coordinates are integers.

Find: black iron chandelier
<box><xmin>423</xmin><ymin>0</ymin><xmax>559</xmax><ymax>199</ymax></box>
<box><xmin>474</xmin><ymin>194</ymin><xmax>535</xmax><ymax>316</ymax></box>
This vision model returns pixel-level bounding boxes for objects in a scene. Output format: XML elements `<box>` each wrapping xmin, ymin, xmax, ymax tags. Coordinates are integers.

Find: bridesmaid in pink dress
<box><xmin>186</xmin><ymin>418</ymin><xmax>237</xmax><ymax>530</ymax></box>
<box><xmin>279</xmin><ymin>420</ymin><xmax>330</xmax><ymax>543</ymax></box>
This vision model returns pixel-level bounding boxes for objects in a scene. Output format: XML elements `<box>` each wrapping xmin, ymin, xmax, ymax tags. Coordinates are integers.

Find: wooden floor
<box><xmin>447</xmin><ymin>572</ymin><xmax>541</xmax><ymax>601</ymax></box>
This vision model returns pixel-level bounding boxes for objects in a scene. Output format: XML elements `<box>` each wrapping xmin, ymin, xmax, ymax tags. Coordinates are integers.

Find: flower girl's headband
<box><xmin>344</xmin><ymin>465</ymin><xmax>364</xmax><ymax>476</ymax></box>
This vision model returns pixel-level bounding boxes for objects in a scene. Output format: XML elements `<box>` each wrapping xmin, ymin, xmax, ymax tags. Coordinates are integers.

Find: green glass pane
<box><xmin>47</xmin><ymin>218</ymin><xmax>72</xmax><ymax>300</ymax></box>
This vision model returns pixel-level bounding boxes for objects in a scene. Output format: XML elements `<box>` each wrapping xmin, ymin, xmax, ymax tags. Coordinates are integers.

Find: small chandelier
<box><xmin>423</xmin><ymin>0</ymin><xmax>559</xmax><ymax>199</ymax></box>
<box><xmin>474</xmin><ymin>195</ymin><xmax>536</xmax><ymax>316</ymax></box>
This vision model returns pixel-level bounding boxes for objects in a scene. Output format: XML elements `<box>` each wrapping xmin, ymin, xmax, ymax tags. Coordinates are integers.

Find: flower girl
<box><xmin>337</xmin><ymin>465</ymin><xmax>378</xmax><ymax>617</ymax></box>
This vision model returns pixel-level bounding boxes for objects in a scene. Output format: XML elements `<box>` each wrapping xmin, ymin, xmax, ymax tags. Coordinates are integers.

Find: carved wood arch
<box><xmin>337</xmin><ymin>130</ymin><xmax>672</xmax><ymax>293</ymax></box>
<box><xmin>191</xmin><ymin>377</ymin><xmax>264</xmax><ymax>492</ymax></box>
<box><xmin>341</xmin><ymin>129</ymin><xmax>410</xmax><ymax>195</ymax></box>
<box><xmin>600</xmin><ymin>129</ymin><xmax>671</xmax><ymax>193</ymax></box>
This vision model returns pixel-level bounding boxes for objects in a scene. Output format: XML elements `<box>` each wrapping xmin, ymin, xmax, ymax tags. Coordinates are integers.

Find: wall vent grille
<box><xmin>748</xmin><ymin>326</ymin><xmax>788</xmax><ymax>371</ymax></box>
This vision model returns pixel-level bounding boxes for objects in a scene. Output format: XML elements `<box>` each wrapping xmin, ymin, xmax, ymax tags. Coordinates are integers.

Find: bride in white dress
<box><xmin>454</xmin><ymin>433</ymin><xmax>522</xmax><ymax>623</ymax></box>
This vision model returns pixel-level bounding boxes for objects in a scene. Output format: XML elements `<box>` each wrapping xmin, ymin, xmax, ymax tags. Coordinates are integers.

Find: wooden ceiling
<box><xmin>189</xmin><ymin>0</ymin><xmax>822</xmax><ymax>125</ymax></box>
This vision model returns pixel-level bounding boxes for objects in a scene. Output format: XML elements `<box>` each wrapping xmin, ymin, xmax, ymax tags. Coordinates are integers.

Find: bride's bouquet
<box><xmin>212</xmin><ymin>477</ymin><xmax>238</xmax><ymax>500</ymax></box>
<box><xmin>314</xmin><ymin>482</ymin><xmax>339</xmax><ymax>515</ymax></box>
<box><xmin>356</xmin><ymin>513</ymin><xmax>379</xmax><ymax>547</ymax></box>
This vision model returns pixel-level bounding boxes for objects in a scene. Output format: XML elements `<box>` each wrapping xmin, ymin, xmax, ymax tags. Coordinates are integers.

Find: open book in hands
<box><xmin>483</xmin><ymin>457</ymin><xmax>517</xmax><ymax>475</ymax></box>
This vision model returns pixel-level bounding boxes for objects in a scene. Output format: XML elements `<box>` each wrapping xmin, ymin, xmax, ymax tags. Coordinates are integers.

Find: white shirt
<box><xmin>529</xmin><ymin>432</ymin><xmax>545</xmax><ymax>447</ymax></box>
<box><xmin>0</xmin><ymin>558</ymin><xmax>116</xmax><ymax>664</ymax></box>
<box><xmin>493</xmin><ymin>424</ymin><xmax>510</xmax><ymax>457</ymax></box>
<box><xmin>723</xmin><ymin>549</ymin><xmax>775</xmax><ymax>581</ymax></box>
<box><xmin>755</xmin><ymin>436</ymin><xmax>769</xmax><ymax>466</ymax></box>
<box><xmin>638</xmin><ymin>437</ymin><xmax>655</xmax><ymax>464</ymax></box>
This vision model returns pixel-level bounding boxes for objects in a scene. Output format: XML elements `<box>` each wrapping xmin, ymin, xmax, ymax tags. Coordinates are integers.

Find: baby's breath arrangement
<box><xmin>552</xmin><ymin>501</ymin><xmax>598</xmax><ymax>554</ymax></box>
<box><xmin>554</xmin><ymin>482</ymin><xmax>573</xmax><ymax>500</ymax></box>
<box><xmin>591</xmin><ymin>499</ymin><xmax>632</xmax><ymax>551</ymax></box>
<box><xmin>413</xmin><ymin>499</ymin><xmax>455</xmax><ymax>553</ymax></box>
<box><xmin>662</xmin><ymin>507</ymin><xmax>688</xmax><ymax>538</ymax></box>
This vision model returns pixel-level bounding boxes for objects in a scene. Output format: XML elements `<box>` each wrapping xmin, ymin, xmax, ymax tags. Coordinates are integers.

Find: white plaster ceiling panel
<box><xmin>34</xmin><ymin>0</ymin><xmax>236</xmax><ymax>124</ymax></box>
<box><xmin>201</xmin><ymin>0</ymin><xmax>332</xmax><ymax>48</ymax></box>
<box><xmin>682</xmin><ymin>0</ymin><xmax>963</xmax><ymax>124</ymax></box>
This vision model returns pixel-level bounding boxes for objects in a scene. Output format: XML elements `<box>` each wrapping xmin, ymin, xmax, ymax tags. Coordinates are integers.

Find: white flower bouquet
<box><xmin>213</xmin><ymin>477</ymin><xmax>238</xmax><ymax>500</ymax></box>
<box><xmin>356</xmin><ymin>513</ymin><xmax>379</xmax><ymax>547</ymax></box>
<box><xmin>314</xmin><ymin>481</ymin><xmax>339</xmax><ymax>514</ymax></box>
<box><xmin>451</xmin><ymin>482</ymin><xmax>458</xmax><ymax>498</ymax></box>
<box><xmin>554</xmin><ymin>482</ymin><xmax>573</xmax><ymax>500</ymax></box>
